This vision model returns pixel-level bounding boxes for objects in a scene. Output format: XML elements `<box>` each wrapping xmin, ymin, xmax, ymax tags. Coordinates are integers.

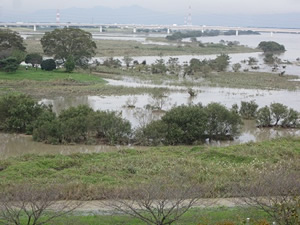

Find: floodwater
<box><xmin>2</xmin><ymin>33</ymin><xmax>299</xmax><ymax>158</ymax></box>
<box><xmin>0</xmin><ymin>133</ymin><xmax>137</xmax><ymax>159</ymax></box>
<box><xmin>95</xmin><ymin>33</ymin><xmax>300</xmax><ymax>76</ymax></box>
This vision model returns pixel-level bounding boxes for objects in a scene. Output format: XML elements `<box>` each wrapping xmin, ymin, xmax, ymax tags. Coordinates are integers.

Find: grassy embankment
<box><xmin>53</xmin><ymin>207</ymin><xmax>269</xmax><ymax>225</ymax></box>
<box><xmin>25</xmin><ymin>39</ymin><xmax>259</xmax><ymax>57</ymax></box>
<box><xmin>0</xmin><ymin>137</ymin><xmax>299</xmax><ymax>199</ymax></box>
<box><xmin>0</xmin><ymin>68</ymin><xmax>167</xmax><ymax>98</ymax></box>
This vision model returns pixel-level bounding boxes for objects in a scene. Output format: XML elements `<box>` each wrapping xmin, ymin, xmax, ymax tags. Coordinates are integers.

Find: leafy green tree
<box><xmin>122</xmin><ymin>55</ymin><xmax>133</xmax><ymax>68</ymax></box>
<box><xmin>256</xmin><ymin>106</ymin><xmax>272</xmax><ymax>127</ymax></box>
<box><xmin>205</xmin><ymin>103</ymin><xmax>242</xmax><ymax>140</ymax></box>
<box><xmin>0</xmin><ymin>57</ymin><xmax>19</xmax><ymax>72</ymax></box>
<box><xmin>282</xmin><ymin>108</ymin><xmax>299</xmax><ymax>128</ymax></box>
<box><xmin>232</xmin><ymin>63</ymin><xmax>241</xmax><ymax>72</ymax></box>
<box><xmin>239</xmin><ymin>101</ymin><xmax>259</xmax><ymax>119</ymax></box>
<box><xmin>211</xmin><ymin>54</ymin><xmax>230</xmax><ymax>72</ymax></box>
<box><xmin>263</xmin><ymin>53</ymin><xmax>276</xmax><ymax>64</ymax></box>
<box><xmin>58</xmin><ymin>105</ymin><xmax>94</xmax><ymax>143</ymax></box>
<box><xmin>65</xmin><ymin>56</ymin><xmax>75</xmax><ymax>73</ymax></box>
<box><xmin>41</xmin><ymin>28</ymin><xmax>96</xmax><ymax>67</ymax></box>
<box><xmin>161</xmin><ymin>104</ymin><xmax>208</xmax><ymax>145</ymax></box>
<box><xmin>25</xmin><ymin>53</ymin><xmax>43</xmax><ymax>67</ymax></box>
<box><xmin>0</xmin><ymin>94</ymin><xmax>47</xmax><ymax>133</ymax></box>
<box><xmin>258</xmin><ymin>41</ymin><xmax>285</xmax><ymax>53</ymax></box>
<box><xmin>270</xmin><ymin>103</ymin><xmax>288</xmax><ymax>126</ymax></box>
<box><xmin>167</xmin><ymin>57</ymin><xmax>181</xmax><ymax>75</ymax></box>
<box><xmin>151</xmin><ymin>59</ymin><xmax>167</xmax><ymax>74</ymax></box>
<box><xmin>41</xmin><ymin>59</ymin><xmax>56</xmax><ymax>71</ymax></box>
<box><xmin>0</xmin><ymin>29</ymin><xmax>26</xmax><ymax>52</ymax></box>
<box><xmin>92</xmin><ymin>111</ymin><xmax>132</xmax><ymax>145</ymax></box>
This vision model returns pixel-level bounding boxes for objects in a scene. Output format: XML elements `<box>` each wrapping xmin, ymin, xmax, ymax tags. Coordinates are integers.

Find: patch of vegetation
<box><xmin>0</xmin><ymin>137</ymin><xmax>299</xmax><ymax>199</ymax></box>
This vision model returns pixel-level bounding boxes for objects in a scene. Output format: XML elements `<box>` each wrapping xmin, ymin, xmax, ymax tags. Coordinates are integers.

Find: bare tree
<box><xmin>0</xmin><ymin>184</ymin><xmax>81</xmax><ymax>225</ymax></box>
<box><xmin>237</xmin><ymin>167</ymin><xmax>300</xmax><ymax>225</ymax></box>
<box><xmin>105</xmin><ymin>175</ymin><xmax>212</xmax><ymax>225</ymax></box>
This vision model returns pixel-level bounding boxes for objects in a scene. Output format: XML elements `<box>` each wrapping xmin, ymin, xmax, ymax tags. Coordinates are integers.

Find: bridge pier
<box><xmin>236</xmin><ymin>30</ymin><xmax>239</xmax><ymax>36</ymax></box>
<box><xmin>167</xmin><ymin>28</ymin><xmax>170</xmax><ymax>34</ymax></box>
<box><xmin>33</xmin><ymin>25</ymin><xmax>36</xmax><ymax>32</ymax></box>
<box><xmin>202</xmin><ymin>25</ymin><xmax>206</xmax><ymax>33</ymax></box>
<box><xmin>133</xmin><ymin>27</ymin><xmax>137</xmax><ymax>33</ymax></box>
<box><xmin>271</xmin><ymin>32</ymin><xmax>273</xmax><ymax>37</ymax></box>
<box><xmin>99</xmin><ymin>26</ymin><xmax>103</xmax><ymax>33</ymax></box>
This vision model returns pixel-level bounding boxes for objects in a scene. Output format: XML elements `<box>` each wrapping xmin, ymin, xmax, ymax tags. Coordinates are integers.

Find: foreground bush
<box><xmin>239</xmin><ymin>100</ymin><xmax>259</xmax><ymax>119</ymax></box>
<box><xmin>33</xmin><ymin>105</ymin><xmax>131</xmax><ymax>145</ymax></box>
<box><xmin>137</xmin><ymin>103</ymin><xmax>242</xmax><ymax>145</ymax></box>
<box><xmin>0</xmin><ymin>94</ymin><xmax>48</xmax><ymax>133</ymax></box>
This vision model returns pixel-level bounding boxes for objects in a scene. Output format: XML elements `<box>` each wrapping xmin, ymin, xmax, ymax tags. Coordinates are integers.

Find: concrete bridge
<box><xmin>1</xmin><ymin>22</ymin><xmax>300</xmax><ymax>35</ymax></box>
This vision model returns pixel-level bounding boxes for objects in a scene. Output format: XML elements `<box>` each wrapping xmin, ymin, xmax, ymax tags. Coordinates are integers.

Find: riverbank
<box><xmin>0</xmin><ymin>137</ymin><xmax>299</xmax><ymax>199</ymax></box>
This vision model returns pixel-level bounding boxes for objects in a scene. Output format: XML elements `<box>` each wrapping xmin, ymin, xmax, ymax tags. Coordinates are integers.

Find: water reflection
<box><xmin>0</xmin><ymin>133</ymin><xmax>137</xmax><ymax>159</ymax></box>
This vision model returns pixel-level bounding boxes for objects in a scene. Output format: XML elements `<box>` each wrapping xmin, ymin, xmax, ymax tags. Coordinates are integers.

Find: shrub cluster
<box><xmin>0</xmin><ymin>94</ymin><xmax>48</xmax><ymax>133</ymax></box>
<box><xmin>33</xmin><ymin>105</ymin><xmax>132</xmax><ymax>145</ymax></box>
<box><xmin>256</xmin><ymin>103</ymin><xmax>299</xmax><ymax>128</ymax></box>
<box><xmin>136</xmin><ymin>103</ymin><xmax>242</xmax><ymax>145</ymax></box>
<box><xmin>0</xmin><ymin>94</ymin><xmax>131</xmax><ymax>145</ymax></box>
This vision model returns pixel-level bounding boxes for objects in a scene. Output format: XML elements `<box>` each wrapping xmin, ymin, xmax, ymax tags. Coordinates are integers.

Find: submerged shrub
<box><xmin>256</xmin><ymin>106</ymin><xmax>272</xmax><ymax>127</ymax></box>
<box><xmin>0</xmin><ymin>94</ymin><xmax>47</xmax><ymax>133</ymax></box>
<box><xmin>137</xmin><ymin>103</ymin><xmax>242</xmax><ymax>146</ymax></box>
<box><xmin>239</xmin><ymin>100</ymin><xmax>259</xmax><ymax>119</ymax></box>
<box><xmin>270</xmin><ymin>103</ymin><xmax>288</xmax><ymax>126</ymax></box>
<box><xmin>92</xmin><ymin>110</ymin><xmax>132</xmax><ymax>145</ymax></box>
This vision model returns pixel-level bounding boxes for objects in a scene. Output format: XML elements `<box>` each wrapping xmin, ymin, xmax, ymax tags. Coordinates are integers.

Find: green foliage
<box><xmin>41</xmin><ymin>59</ymin><xmax>56</xmax><ymax>71</ymax></box>
<box><xmin>92</xmin><ymin>111</ymin><xmax>132</xmax><ymax>145</ymax></box>
<box><xmin>0</xmin><ymin>94</ymin><xmax>47</xmax><ymax>133</ymax></box>
<box><xmin>232</xmin><ymin>63</ymin><xmax>241</xmax><ymax>72</ymax></box>
<box><xmin>211</xmin><ymin>54</ymin><xmax>230</xmax><ymax>72</ymax></box>
<box><xmin>0</xmin><ymin>57</ymin><xmax>19</xmax><ymax>72</ymax></box>
<box><xmin>25</xmin><ymin>53</ymin><xmax>43</xmax><ymax>67</ymax></box>
<box><xmin>58</xmin><ymin>105</ymin><xmax>94</xmax><ymax>143</ymax></box>
<box><xmin>138</xmin><ymin>103</ymin><xmax>242</xmax><ymax>145</ymax></box>
<box><xmin>256</xmin><ymin>106</ymin><xmax>272</xmax><ymax>127</ymax></box>
<box><xmin>282</xmin><ymin>108</ymin><xmax>299</xmax><ymax>128</ymax></box>
<box><xmin>151</xmin><ymin>59</ymin><xmax>167</xmax><ymax>74</ymax></box>
<box><xmin>65</xmin><ymin>56</ymin><xmax>75</xmax><ymax>73</ymax></box>
<box><xmin>103</xmin><ymin>57</ymin><xmax>122</xmax><ymax>68</ymax></box>
<box><xmin>41</xmin><ymin>28</ymin><xmax>96</xmax><ymax>67</ymax></box>
<box><xmin>205</xmin><ymin>103</ymin><xmax>242</xmax><ymax>140</ymax></box>
<box><xmin>270</xmin><ymin>103</ymin><xmax>288</xmax><ymax>126</ymax></box>
<box><xmin>263</xmin><ymin>53</ymin><xmax>276</xmax><ymax>64</ymax></box>
<box><xmin>0</xmin><ymin>29</ymin><xmax>26</xmax><ymax>52</ymax></box>
<box><xmin>258</xmin><ymin>41</ymin><xmax>285</xmax><ymax>53</ymax></box>
<box><xmin>33</xmin><ymin>105</ymin><xmax>131</xmax><ymax>145</ymax></box>
<box><xmin>239</xmin><ymin>101</ymin><xmax>259</xmax><ymax>119</ymax></box>
<box><xmin>122</xmin><ymin>55</ymin><xmax>133</xmax><ymax>68</ymax></box>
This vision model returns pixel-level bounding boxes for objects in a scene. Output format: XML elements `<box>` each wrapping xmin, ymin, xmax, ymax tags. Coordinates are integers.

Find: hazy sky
<box><xmin>1</xmin><ymin>0</ymin><xmax>300</xmax><ymax>15</ymax></box>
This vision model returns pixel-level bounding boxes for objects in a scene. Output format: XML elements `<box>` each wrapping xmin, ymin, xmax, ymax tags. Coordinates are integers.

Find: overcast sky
<box><xmin>1</xmin><ymin>0</ymin><xmax>300</xmax><ymax>15</ymax></box>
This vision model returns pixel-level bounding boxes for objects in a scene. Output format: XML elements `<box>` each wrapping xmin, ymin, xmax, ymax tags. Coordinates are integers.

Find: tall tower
<box><xmin>56</xmin><ymin>9</ymin><xmax>60</xmax><ymax>24</ymax></box>
<box><xmin>187</xmin><ymin>6</ymin><xmax>192</xmax><ymax>26</ymax></box>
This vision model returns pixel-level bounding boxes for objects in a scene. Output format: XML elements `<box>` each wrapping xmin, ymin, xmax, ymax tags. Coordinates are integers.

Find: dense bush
<box><xmin>0</xmin><ymin>94</ymin><xmax>47</xmax><ymax>133</ymax></box>
<box><xmin>33</xmin><ymin>105</ymin><xmax>132</xmax><ymax>145</ymax></box>
<box><xmin>256</xmin><ymin>103</ymin><xmax>299</xmax><ymax>128</ymax></box>
<box><xmin>151</xmin><ymin>59</ymin><xmax>167</xmax><ymax>74</ymax></box>
<box><xmin>25</xmin><ymin>53</ymin><xmax>43</xmax><ymax>67</ymax></box>
<box><xmin>92</xmin><ymin>110</ymin><xmax>132</xmax><ymax>145</ymax></box>
<box><xmin>0</xmin><ymin>57</ymin><xmax>19</xmax><ymax>72</ymax></box>
<box><xmin>239</xmin><ymin>101</ymin><xmax>259</xmax><ymax>119</ymax></box>
<box><xmin>258</xmin><ymin>41</ymin><xmax>285</xmax><ymax>53</ymax></box>
<box><xmin>137</xmin><ymin>103</ymin><xmax>242</xmax><ymax>145</ymax></box>
<box><xmin>65</xmin><ymin>56</ymin><xmax>75</xmax><ymax>73</ymax></box>
<box><xmin>103</xmin><ymin>57</ymin><xmax>122</xmax><ymax>68</ymax></box>
<box><xmin>41</xmin><ymin>59</ymin><xmax>56</xmax><ymax>71</ymax></box>
<box><xmin>205</xmin><ymin>103</ymin><xmax>242</xmax><ymax>140</ymax></box>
